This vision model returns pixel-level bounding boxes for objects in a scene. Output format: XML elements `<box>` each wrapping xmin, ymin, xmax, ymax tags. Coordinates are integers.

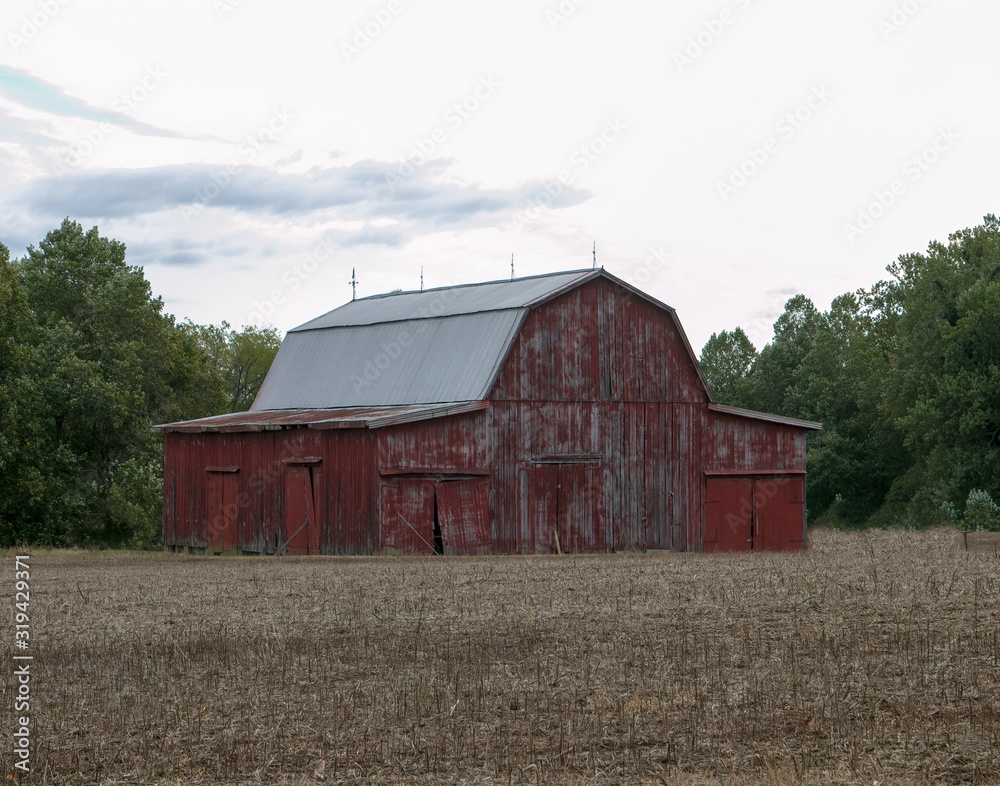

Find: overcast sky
<box><xmin>1</xmin><ymin>0</ymin><xmax>996</xmax><ymax>350</ymax></box>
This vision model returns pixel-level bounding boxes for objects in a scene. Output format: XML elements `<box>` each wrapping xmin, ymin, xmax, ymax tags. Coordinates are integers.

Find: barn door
<box><xmin>283</xmin><ymin>465</ymin><xmax>320</xmax><ymax>555</ymax></box>
<box><xmin>705</xmin><ymin>477</ymin><xmax>752</xmax><ymax>552</ymax></box>
<box><xmin>205</xmin><ymin>470</ymin><xmax>238</xmax><ymax>554</ymax></box>
<box><xmin>436</xmin><ymin>478</ymin><xmax>492</xmax><ymax>555</ymax></box>
<box><xmin>520</xmin><ymin>464</ymin><xmax>558</xmax><ymax>553</ymax></box>
<box><xmin>520</xmin><ymin>462</ymin><xmax>602</xmax><ymax>554</ymax></box>
<box><xmin>753</xmin><ymin>476</ymin><xmax>805</xmax><ymax>551</ymax></box>
<box><xmin>380</xmin><ymin>478</ymin><xmax>436</xmax><ymax>554</ymax></box>
<box><xmin>705</xmin><ymin>475</ymin><xmax>805</xmax><ymax>552</ymax></box>
<box><xmin>558</xmin><ymin>463</ymin><xmax>604</xmax><ymax>553</ymax></box>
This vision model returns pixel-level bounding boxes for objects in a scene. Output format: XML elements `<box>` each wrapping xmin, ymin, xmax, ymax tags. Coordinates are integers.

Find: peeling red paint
<box><xmin>161</xmin><ymin>276</ymin><xmax>818</xmax><ymax>555</ymax></box>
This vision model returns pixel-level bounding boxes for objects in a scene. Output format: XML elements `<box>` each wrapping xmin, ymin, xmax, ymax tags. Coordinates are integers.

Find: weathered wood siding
<box><xmin>489</xmin><ymin>279</ymin><xmax>709</xmax><ymax>553</ymax></box>
<box><xmin>162</xmin><ymin>428</ymin><xmax>378</xmax><ymax>554</ymax></box>
<box><xmin>162</xmin><ymin>274</ymin><xmax>812</xmax><ymax>555</ymax></box>
<box><xmin>492</xmin><ymin>278</ymin><xmax>707</xmax><ymax>403</ymax></box>
<box><xmin>377</xmin><ymin>410</ymin><xmax>491</xmax><ymax>473</ymax></box>
<box><xmin>702</xmin><ymin>411</ymin><xmax>807</xmax><ymax>472</ymax></box>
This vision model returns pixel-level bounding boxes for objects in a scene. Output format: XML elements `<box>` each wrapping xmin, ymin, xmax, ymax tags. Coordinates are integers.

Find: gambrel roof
<box><xmin>251</xmin><ymin>268</ymin><xmax>709</xmax><ymax>409</ymax></box>
<box><xmin>155</xmin><ymin>268</ymin><xmax>822</xmax><ymax>433</ymax></box>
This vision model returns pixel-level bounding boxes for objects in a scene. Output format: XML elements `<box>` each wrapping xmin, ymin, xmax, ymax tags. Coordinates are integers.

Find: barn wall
<box><xmin>161</xmin><ymin>428</ymin><xmax>378</xmax><ymax>554</ymax></box>
<box><xmin>490</xmin><ymin>400</ymin><xmax>701</xmax><ymax>553</ymax></box>
<box><xmin>318</xmin><ymin>429</ymin><xmax>379</xmax><ymax>554</ymax></box>
<box><xmin>700</xmin><ymin>411</ymin><xmax>808</xmax><ymax>553</ymax></box>
<box><xmin>377</xmin><ymin>410</ymin><xmax>491</xmax><ymax>472</ymax></box>
<box><xmin>702</xmin><ymin>411</ymin><xmax>807</xmax><ymax>472</ymax></box>
<box><xmin>488</xmin><ymin>277</ymin><xmax>712</xmax><ymax>553</ymax></box>
<box><xmin>492</xmin><ymin>278</ymin><xmax>707</xmax><ymax>403</ymax></box>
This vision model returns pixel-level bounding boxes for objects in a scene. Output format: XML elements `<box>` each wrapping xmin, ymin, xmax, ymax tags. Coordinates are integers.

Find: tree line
<box><xmin>0</xmin><ymin>219</ymin><xmax>281</xmax><ymax>547</ymax></box>
<box><xmin>699</xmin><ymin>215</ymin><xmax>1000</xmax><ymax>530</ymax></box>
<box><xmin>2</xmin><ymin>217</ymin><xmax>997</xmax><ymax>547</ymax></box>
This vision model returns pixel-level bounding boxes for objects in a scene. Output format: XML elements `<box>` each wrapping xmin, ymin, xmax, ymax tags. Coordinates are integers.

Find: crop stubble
<box><xmin>1</xmin><ymin>528</ymin><xmax>998</xmax><ymax>785</ymax></box>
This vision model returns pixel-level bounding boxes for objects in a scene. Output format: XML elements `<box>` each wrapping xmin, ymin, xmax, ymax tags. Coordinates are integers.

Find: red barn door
<box><xmin>284</xmin><ymin>465</ymin><xmax>320</xmax><ymax>555</ymax></box>
<box><xmin>705</xmin><ymin>477</ymin><xmax>753</xmax><ymax>552</ymax></box>
<box><xmin>519</xmin><ymin>462</ymin><xmax>603</xmax><ymax>554</ymax></box>
<box><xmin>754</xmin><ymin>476</ymin><xmax>805</xmax><ymax>551</ymax></box>
<box><xmin>437</xmin><ymin>478</ymin><xmax>492</xmax><ymax>555</ymax></box>
<box><xmin>522</xmin><ymin>464</ymin><xmax>559</xmax><ymax>553</ymax></box>
<box><xmin>705</xmin><ymin>474</ymin><xmax>805</xmax><ymax>552</ymax></box>
<box><xmin>558</xmin><ymin>463</ymin><xmax>604</xmax><ymax>553</ymax></box>
<box><xmin>205</xmin><ymin>470</ymin><xmax>238</xmax><ymax>554</ymax></box>
<box><xmin>380</xmin><ymin>478</ymin><xmax>436</xmax><ymax>554</ymax></box>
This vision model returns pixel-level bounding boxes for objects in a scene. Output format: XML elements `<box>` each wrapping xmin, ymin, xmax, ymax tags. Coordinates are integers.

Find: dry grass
<box><xmin>1</xmin><ymin>528</ymin><xmax>999</xmax><ymax>785</ymax></box>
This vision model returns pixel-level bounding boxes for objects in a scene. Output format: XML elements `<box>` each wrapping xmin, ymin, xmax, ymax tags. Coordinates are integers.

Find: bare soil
<box><xmin>1</xmin><ymin>528</ymin><xmax>999</xmax><ymax>785</ymax></box>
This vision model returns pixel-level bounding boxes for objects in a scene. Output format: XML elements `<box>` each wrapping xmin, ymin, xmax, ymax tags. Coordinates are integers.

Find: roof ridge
<box><xmin>289</xmin><ymin>268</ymin><xmax>602</xmax><ymax>333</ymax></box>
<box><xmin>355</xmin><ymin>267</ymin><xmax>597</xmax><ymax>302</ymax></box>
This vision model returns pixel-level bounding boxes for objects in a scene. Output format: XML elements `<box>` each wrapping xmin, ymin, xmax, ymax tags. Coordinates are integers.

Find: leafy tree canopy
<box><xmin>181</xmin><ymin>321</ymin><xmax>282</xmax><ymax>412</ymax></box>
<box><xmin>0</xmin><ymin>219</ymin><xmax>274</xmax><ymax>547</ymax></box>
<box><xmin>699</xmin><ymin>327</ymin><xmax>757</xmax><ymax>403</ymax></box>
<box><xmin>701</xmin><ymin>215</ymin><xmax>1000</xmax><ymax>528</ymax></box>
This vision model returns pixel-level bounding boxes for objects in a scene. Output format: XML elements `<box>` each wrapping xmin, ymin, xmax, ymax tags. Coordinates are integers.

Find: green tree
<box><xmin>707</xmin><ymin>216</ymin><xmax>1000</xmax><ymax>528</ymax></box>
<box><xmin>737</xmin><ymin>294</ymin><xmax>822</xmax><ymax>416</ymax></box>
<box><xmin>876</xmin><ymin>216</ymin><xmax>1000</xmax><ymax>524</ymax></box>
<box><xmin>2</xmin><ymin>220</ymin><xmax>221</xmax><ymax>546</ymax></box>
<box><xmin>181</xmin><ymin>321</ymin><xmax>282</xmax><ymax>412</ymax></box>
<box><xmin>699</xmin><ymin>327</ymin><xmax>758</xmax><ymax>403</ymax></box>
<box><xmin>784</xmin><ymin>293</ymin><xmax>906</xmax><ymax>522</ymax></box>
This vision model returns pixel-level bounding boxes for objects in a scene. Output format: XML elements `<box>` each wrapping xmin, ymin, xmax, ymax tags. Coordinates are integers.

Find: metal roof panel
<box><xmin>292</xmin><ymin>269</ymin><xmax>598</xmax><ymax>330</ymax></box>
<box><xmin>252</xmin><ymin>309</ymin><xmax>524</xmax><ymax>409</ymax></box>
<box><xmin>707</xmin><ymin>403</ymin><xmax>823</xmax><ymax>430</ymax></box>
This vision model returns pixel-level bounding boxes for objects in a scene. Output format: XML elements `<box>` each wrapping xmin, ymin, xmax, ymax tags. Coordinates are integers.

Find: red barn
<box><xmin>155</xmin><ymin>268</ymin><xmax>821</xmax><ymax>555</ymax></box>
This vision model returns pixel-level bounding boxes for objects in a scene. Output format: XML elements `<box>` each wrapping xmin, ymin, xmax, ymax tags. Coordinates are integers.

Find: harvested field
<box><xmin>2</xmin><ymin>529</ymin><xmax>999</xmax><ymax>785</ymax></box>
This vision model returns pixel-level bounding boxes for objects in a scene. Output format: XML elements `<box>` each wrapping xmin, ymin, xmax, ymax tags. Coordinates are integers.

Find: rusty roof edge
<box><xmin>153</xmin><ymin>408</ymin><xmax>374</xmax><ymax>433</ymax></box>
<box><xmin>363</xmin><ymin>400</ymin><xmax>491</xmax><ymax>429</ymax></box>
<box><xmin>707</xmin><ymin>403</ymin><xmax>823</xmax><ymax>431</ymax></box>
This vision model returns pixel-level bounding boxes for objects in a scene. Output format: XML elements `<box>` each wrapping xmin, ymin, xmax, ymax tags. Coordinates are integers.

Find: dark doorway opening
<box><xmin>432</xmin><ymin>492</ymin><xmax>444</xmax><ymax>555</ymax></box>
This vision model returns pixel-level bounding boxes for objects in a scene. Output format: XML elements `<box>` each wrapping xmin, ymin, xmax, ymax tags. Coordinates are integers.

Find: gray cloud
<box><xmin>160</xmin><ymin>250</ymin><xmax>207</xmax><ymax>267</ymax></box>
<box><xmin>9</xmin><ymin>160</ymin><xmax>591</xmax><ymax>229</ymax></box>
<box><xmin>0</xmin><ymin>65</ymin><xmax>217</xmax><ymax>141</ymax></box>
<box><xmin>341</xmin><ymin>229</ymin><xmax>407</xmax><ymax>248</ymax></box>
